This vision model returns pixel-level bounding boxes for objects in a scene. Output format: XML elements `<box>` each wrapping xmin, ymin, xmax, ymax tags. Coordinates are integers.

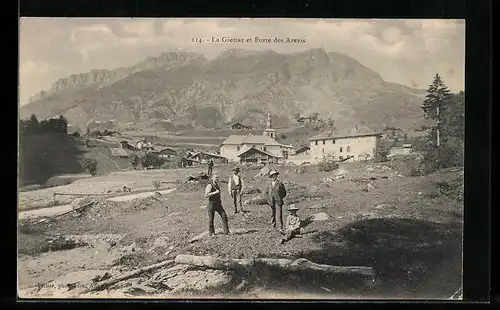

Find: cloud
<box><xmin>381</xmin><ymin>27</ymin><xmax>402</xmax><ymax>44</ymax></box>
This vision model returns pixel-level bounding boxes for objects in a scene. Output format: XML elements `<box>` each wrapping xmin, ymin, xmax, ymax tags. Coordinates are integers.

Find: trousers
<box><xmin>231</xmin><ymin>189</ymin><xmax>243</xmax><ymax>212</ymax></box>
<box><xmin>207</xmin><ymin>166</ymin><xmax>213</xmax><ymax>176</ymax></box>
<box><xmin>282</xmin><ymin>228</ymin><xmax>300</xmax><ymax>243</ymax></box>
<box><xmin>269</xmin><ymin>201</ymin><xmax>284</xmax><ymax>230</ymax></box>
<box><xmin>207</xmin><ymin>200</ymin><xmax>229</xmax><ymax>235</ymax></box>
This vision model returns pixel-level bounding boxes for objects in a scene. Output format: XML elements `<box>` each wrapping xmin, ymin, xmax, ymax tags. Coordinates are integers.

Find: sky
<box><xmin>19</xmin><ymin>18</ymin><xmax>465</xmax><ymax>106</ymax></box>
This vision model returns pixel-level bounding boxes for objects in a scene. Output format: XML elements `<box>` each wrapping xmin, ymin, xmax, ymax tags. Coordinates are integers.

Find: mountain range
<box><xmin>20</xmin><ymin>48</ymin><xmax>428</xmax><ymax>132</ymax></box>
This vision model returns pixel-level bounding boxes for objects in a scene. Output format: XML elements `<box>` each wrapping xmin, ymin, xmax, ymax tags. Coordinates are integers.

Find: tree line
<box><xmin>19</xmin><ymin>114</ymin><xmax>69</xmax><ymax>136</ymax></box>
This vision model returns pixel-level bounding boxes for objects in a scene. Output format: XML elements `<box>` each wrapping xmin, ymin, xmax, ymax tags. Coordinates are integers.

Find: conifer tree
<box><xmin>422</xmin><ymin>74</ymin><xmax>452</xmax><ymax>146</ymax></box>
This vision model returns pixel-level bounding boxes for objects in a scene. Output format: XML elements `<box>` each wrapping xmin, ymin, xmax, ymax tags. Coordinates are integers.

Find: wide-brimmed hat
<box><xmin>287</xmin><ymin>205</ymin><xmax>300</xmax><ymax>211</ymax></box>
<box><xmin>268</xmin><ymin>170</ymin><xmax>279</xmax><ymax>177</ymax></box>
<box><xmin>232</xmin><ymin>167</ymin><xmax>240</xmax><ymax>172</ymax></box>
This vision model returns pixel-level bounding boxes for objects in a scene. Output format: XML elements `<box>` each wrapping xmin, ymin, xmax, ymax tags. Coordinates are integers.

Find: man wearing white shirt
<box><xmin>228</xmin><ymin>167</ymin><xmax>244</xmax><ymax>214</ymax></box>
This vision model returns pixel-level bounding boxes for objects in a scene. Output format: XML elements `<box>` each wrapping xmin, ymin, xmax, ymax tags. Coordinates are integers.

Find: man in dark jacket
<box><xmin>204</xmin><ymin>173</ymin><xmax>230</xmax><ymax>236</ymax></box>
<box><xmin>266</xmin><ymin>169</ymin><xmax>287</xmax><ymax>231</ymax></box>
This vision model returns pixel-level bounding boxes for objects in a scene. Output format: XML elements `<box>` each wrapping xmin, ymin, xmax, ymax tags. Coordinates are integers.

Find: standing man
<box><xmin>228</xmin><ymin>167</ymin><xmax>243</xmax><ymax>214</ymax></box>
<box><xmin>266</xmin><ymin>169</ymin><xmax>287</xmax><ymax>232</ymax></box>
<box><xmin>204</xmin><ymin>173</ymin><xmax>230</xmax><ymax>236</ymax></box>
<box><xmin>207</xmin><ymin>158</ymin><xmax>214</xmax><ymax>176</ymax></box>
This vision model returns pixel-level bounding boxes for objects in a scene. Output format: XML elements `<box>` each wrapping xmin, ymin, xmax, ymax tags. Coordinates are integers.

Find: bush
<box><xmin>140</xmin><ymin>152</ymin><xmax>165</xmax><ymax>169</ymax></box>
<box><xmin>317</xmin><ymin>155</ymin><xmax>339</xmax><ymax>172</ymax></box>
<box><xmin>409</xmin><ymin>166</ymin><xmax>423</xmax><ymax>177</ymax></box>
<box><xmin>420</xmin><ymin>142</ymin><xmax>463</xmax><ymax>175</ymax></box>
<box><xmin>374</xmin><ymin>143</ymin><xmax>391</xmax><ymax>163</ymax></box>
<box><xmin>129</xmin><ymin>153</ymin><xmax>140</xmax><ymax>169</ymax></box>
<box><xmin>83</xmin><ymin>158</ymin><xmax>98</xmax><ymax>176</ymax></box>
<box><xmin>152</xmin><ymin>180</ymin><xmax>161</xmax><ymax>190</ymax></box>
<box><xmin>294</xmin><ymin>165</ymin><xmax>308</xmax><ymax>174</ymax></box>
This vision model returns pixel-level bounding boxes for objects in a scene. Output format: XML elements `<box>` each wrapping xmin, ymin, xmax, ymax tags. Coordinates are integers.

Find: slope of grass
<box><xmin>18</xmin><ymin>133</ymin><xmax>130</xmax><ymax>186</ymax></box>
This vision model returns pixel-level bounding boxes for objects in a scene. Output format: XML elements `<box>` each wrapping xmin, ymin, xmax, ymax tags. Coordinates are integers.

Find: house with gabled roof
<box><xmin>238</xmin><ymin>147</ymin><xmax>282</xmax><ymax>165</ymax></box>
<box><xmin>189</xmin><ymin>151</ymin><xmax>228</xmax><ymax>164</ymax></box>
<box><xmin>220</xmin><ymin>113</ymin><xmax>294</xmax><ymax>163</ymax></box>
<box><xmin>308</xmin><ymin>125</ymin><xmax>381</xmax><ymax>163</ymax></box>
<box><xmin>230</xmin><ymin>122</ymin><xmax>252</xmax><ymax>130</ymax></box>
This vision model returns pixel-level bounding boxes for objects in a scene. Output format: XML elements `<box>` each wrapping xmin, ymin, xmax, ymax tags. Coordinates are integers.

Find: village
<box><xmin>72</xmin><ymin>113</ymin><xmax>420</xmax><ymax>173</ymax></box>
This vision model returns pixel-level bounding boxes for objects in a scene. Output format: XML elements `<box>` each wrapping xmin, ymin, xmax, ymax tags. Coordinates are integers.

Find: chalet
<box><xmin>230</xmin><ymin>122</ymin><xmax>252</xmax><ymax>130</ymax></box>
<box><xmin>154</xmin><ymin>147</ymin><xmax>178</xmax><ymax>159</ymax></box>
<box><xmin>189</xmin><ymin>151</ymin><xmax>228</xmax><ymax>165</ymax></box>
<box><xmin>285</xmin><ymin>145</ymin><xmax>310</xmax><ymax>165</ymax></box>
<box><xmin>220</xmin><ymin>113</ymin><xmax>294</xmax><ymax>162</ymax></box>
<box><xmin>294</xmin><ymin>145</ymin><xmax>310</xmax><ymax>156</ymax></box>
<box><xmin>297</xmin><ymin>116</ymin><xmax>314</xmax><ymax>124</ymax></box>
<box><xmin>238</xmin><ymin>147</ymin><xmax>282</xmax><ymax>165</ymax></box>
<box><xmin>308</xmin><ymin>125</ymin><xmax>381</xmax><ymax>164</ymax></box>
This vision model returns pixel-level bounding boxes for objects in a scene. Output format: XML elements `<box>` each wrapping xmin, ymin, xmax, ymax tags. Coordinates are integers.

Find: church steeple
<box><xmin>266</xmin><ymin>112</ymin><xmax>272</xmax><ymax>129</ymax></box>
<box><xmin>263</xmin><ymin>113</ymin><xmax>276</xmax><ymax>139</ymax></box>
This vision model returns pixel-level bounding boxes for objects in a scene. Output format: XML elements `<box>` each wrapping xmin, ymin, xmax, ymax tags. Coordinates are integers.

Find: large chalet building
<box><xmin>220</xmin><ymin>114</ymin><xmax>294</xmax><ymax>164</ymax></box>
<box><xmin>308</xmin><ymin>125</ymin><xmax>381</xmax><ymax>164</ymax></box>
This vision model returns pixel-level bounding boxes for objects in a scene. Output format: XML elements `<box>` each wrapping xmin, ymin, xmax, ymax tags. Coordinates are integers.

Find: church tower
<box><xmin>263</xmin><ymin>113</ymin><xmax>276</xmax><ymax>139</ymax></box>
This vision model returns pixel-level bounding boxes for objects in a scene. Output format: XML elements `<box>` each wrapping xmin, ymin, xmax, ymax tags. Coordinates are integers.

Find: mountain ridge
<box><xmin>21</xmin><ymin>48</ymin><xmax>427</xmax><ymax>132</ymax></box>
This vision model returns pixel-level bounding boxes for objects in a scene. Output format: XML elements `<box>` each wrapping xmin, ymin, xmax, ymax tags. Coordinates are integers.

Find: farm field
<box><xmin>17</xmin><ymin>159</ymin><xmax>464</xmax><ymax>299</ymax></box>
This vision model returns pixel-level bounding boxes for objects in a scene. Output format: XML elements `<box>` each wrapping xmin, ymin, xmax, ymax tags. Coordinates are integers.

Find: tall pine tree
<box><xmin>422</xmin><ymin>74</ymin><xmax>452</xmax><ymax>146</ymax></box>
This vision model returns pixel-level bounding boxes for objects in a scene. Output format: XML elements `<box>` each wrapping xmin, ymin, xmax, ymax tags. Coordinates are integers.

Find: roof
<box><xmin>279</xmin><ymin>143</ymin><xmax>295</xmax><ymax>149</ymax></box>
<box><xmin>308</xmin><ymin>126</ymin><xmax>380</xmax><ymax>141</ymax></box>
<box><xmin>237</xmin><ymin>147</ymin><xmax>282</xmax><ymax>158</ymax></box>
<box><xmin>221</xmin><ymin>134</ymin><xmax>282</xmax><ymax>146</ymax></box>
<box><xmin>230</xmin><ymin>122</ymin><xmax>251</xmax><ymax>127</ymax></box>
<box><xmin>191</xmin><ymin>151</ymin><xmax>227</xmax><ymax>159</ymax></box>
<box><xmin>158</xmin><ymin>147</ymin><xmax>177</xmax><ymax>154</ymax></box>
<box><xmin>295</xmin><ymin>145</ymin><xmax>310</xmax><ymax>152</ymax></box>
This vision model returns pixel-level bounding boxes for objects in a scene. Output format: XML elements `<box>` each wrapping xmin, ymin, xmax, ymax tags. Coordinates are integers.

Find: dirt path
<box><xmin>18</xmin><ymin>205</ymin><xmax>75</xmax><ymax>220</ymax></box>
<box><xmin>19</xmin><ymin>188</ymin><xmax>177</xmax><ymax>220</ymax></box>
<box><xmin>106</xmin><ymin>188</ymin><xmax>176</xmax><ymax>202</ymax></box>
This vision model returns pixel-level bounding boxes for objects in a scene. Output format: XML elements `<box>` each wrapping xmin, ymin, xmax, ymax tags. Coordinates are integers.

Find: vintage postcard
<box><xmin>18</xmin><ymin>18</ymin><xmax>465</xmax><ymax>300</ymax></box>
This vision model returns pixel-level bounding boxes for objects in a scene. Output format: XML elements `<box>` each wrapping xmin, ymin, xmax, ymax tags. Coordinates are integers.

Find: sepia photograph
<box><xmin>18</xmin><ymin>18</ymin><xmax>465</xmax><ymax>300</ymax></box>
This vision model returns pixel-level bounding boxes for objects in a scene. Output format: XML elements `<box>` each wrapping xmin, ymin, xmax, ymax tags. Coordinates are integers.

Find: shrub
<box><xmin>420</xmin><ymin>142</ymin><xmax>463</xmax><ymax>175</ymax></box>
<box><xmin>152</xmin><ymin>180</ymin><xmax>161</xmax><ymax>190</ymax></box>
<box><xmin>140</xmin><ymin>152</ymin><xmax>165</xmax><ymax>169</ymax></box>
<box><xmin>374</xmin><ymin>143</ymin><xmax>391</xmax><ymax>163</ymax></box>
<box><xmin>295</xmin><ymin>165</ymin><xmax>308</xmax><ymax>174</ymax></box>
<box><xmin>317</xmin><ymin>155</ymin><xmax>339</xmax><ymax>172</ymax></box>
<box><xmin>409</xmin><ymin>166</ymin><xmax>423</xmax><ymax>177</ymax></box>
<box><xmin>129</xmin><ymin>153</ymin><xmax>140</xmax><ymax>169</ymax></box>
<box><xmin>83</xmin><ymin>158</ymin><xmax>98</xmax><ymax>176</ymax></box>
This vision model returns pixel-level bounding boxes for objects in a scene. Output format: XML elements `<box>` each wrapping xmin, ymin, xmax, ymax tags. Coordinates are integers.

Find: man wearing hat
<box><xmin>280</xmin><ymin>204</ymin><xmax>303</xmax><ymax>244</ymax></box>
<box><xmin>204</xmin><ymin>173</ymin><xmax>230</xmax><ymax>236</ymax></box>
<box><xmin>228</xmin><ymin>166</ymin><xmax>244</xmax><ymax>214</ymax></box>
<box><xmin>265</xmin><ymin>169</ymin><xmax>287</xmax><ymax>231</ymax></box>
